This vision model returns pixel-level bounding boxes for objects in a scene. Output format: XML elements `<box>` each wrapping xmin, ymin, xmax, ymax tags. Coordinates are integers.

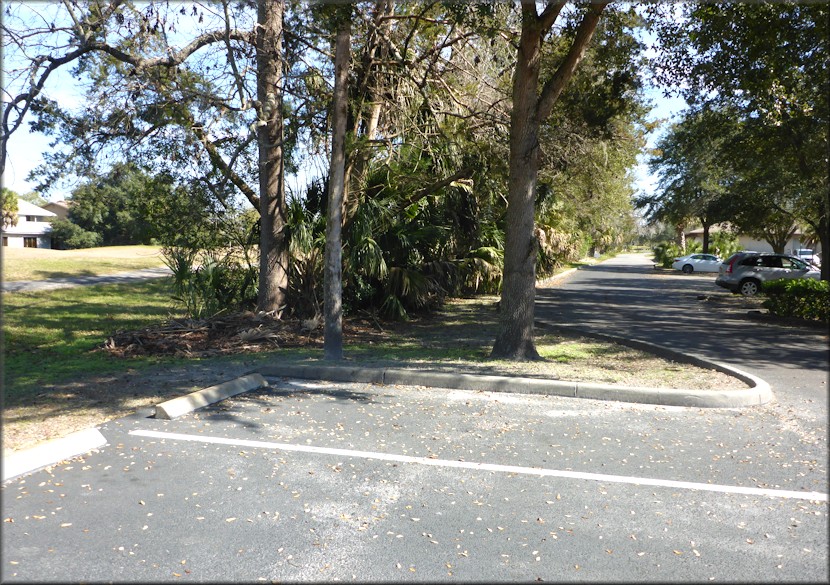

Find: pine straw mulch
<box><xmin>101</xmin><ymin>311</ymin><xmax>388</xmax><ymax>358</ymax></box>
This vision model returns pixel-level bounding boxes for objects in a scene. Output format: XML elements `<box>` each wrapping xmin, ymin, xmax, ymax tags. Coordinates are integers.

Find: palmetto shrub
<box><xmin>162</xmin><ymin>247</ymin><xmax>257</xmax><ymax>319</ymax></box>
<box><xmin>652</xmin><ymin>240</ymin><xmax>702</xmax><ymax>268</ymax></box>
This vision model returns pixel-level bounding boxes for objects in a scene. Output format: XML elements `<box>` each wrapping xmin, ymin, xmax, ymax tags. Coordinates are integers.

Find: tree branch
<box><xmin>537</xmin><ymin>2</ymin><xmax>609</xmax><ymax>121</ymax></box>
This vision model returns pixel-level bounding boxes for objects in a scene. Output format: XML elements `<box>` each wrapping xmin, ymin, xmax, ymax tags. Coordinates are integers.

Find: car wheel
<box><xmin>739</xmin><ymin>279</ymin><xmax>760</xmax><ymax>296</ymax></box>
<box><xmin>682</xmin><ymin>264</ymin><xmax>693</xmax><ymax>274</ymax></box>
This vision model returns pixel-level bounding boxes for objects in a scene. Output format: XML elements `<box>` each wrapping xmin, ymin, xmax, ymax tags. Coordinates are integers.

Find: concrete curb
<box><xmin>2</xmin><ymin>374</ymin><xmax>270</xmax><ymax>482</ymax></box>
<box><xmin>534</xmin><ymin>320</ymin><xmax>773</xmax><ymax>407</ymax></box>
<box><xmin>154</xmin><ymin>373</ymin><xmax>269</xmax><ymax>419</ymax></box>
<box><xmin>2</xmin><ymin>428</ymin><xmax>107</xmax><ymax>482</ymax></box>
<box><xmin>252</xmin><ymin>308</ymin><xmax>773</xmax><ymax>409</ymax></box>
<box><xmin>257</xmin><ymin>342</ymin><xmax>773</xmax><ymax>409</ymax></box>
<box><xmin>1</xmin><ymin>334</ymin><xmax>771</xmax><ymax>483</ymax></box>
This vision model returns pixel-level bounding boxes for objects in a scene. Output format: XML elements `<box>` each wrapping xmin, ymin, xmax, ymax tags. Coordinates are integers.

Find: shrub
<box><xmin>162</xmin><ymin>246</ymin><xmax>258</xmax><ymax>318</ymax></box>
<box><xmin>49</xmin><ymin>218</ymin><xmax>103</xmax><ymax>249</ymax></box>
<box><xmin>710</xmin><ymin>230</ymin><xmax>741</xmax><ymax>259</ymax></box>
<box><xmin>761</xmin><ymin>278</ymin><xmax>830</xmax><ymax>323</ymax></box>
<box><xmin>652</xmin><ymin>240</ymin><xmax>702</xmax><ymax>268</ymax></box>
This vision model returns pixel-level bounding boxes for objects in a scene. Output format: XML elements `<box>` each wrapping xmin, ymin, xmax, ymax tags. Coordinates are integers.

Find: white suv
<box><xmin>715</xmin><ymin>252</ymin><xmax>820</xmax><ymax>296</ymax></box>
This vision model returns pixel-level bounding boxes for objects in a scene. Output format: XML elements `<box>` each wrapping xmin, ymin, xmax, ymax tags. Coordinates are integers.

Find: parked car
<box><xmin>794</xmin><ymin>249</ymin><xmax>821</xmax><ymax>267</ymax></box>
<box><xmin>715</xmin><ymin>252</ymin><xmax>820</xmax><ymax>296</ymax></box>
<box><xmin>671</xmin><ymin>253</ymin><xmax>722</xmax><ymax>274</ymax></box>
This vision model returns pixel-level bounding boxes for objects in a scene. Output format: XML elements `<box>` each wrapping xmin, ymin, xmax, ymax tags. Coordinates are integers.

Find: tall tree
<box><xmin>641</xmin><ymin>107</ymin><xmax>734</xmax><ymax>254</ymax></box>
<box><xmin>491</xmin><ymin>1</ymin><xmax>609</xmax><ymax>360</ymax></box>
<box><xmin>1</xmin><ymin>187</ymin><xmax>20</xmax><ymax>228</ymax></box>
<box><xmin>648</xmin><ymin>1</ymin><xmax>829</xmax><ymax>279</ymax></box>
<box><xmin>255</xmin><ymin>0</ymin><xmax>289</xmax><ymax>314</ymax></box>
<box><xmin>1</xmin><ymin>0</ymin><xmax>291</xmax><ymax>310</ymax></box>
<box><xmin>323</xmin><ymin>5</ymin><xmax>352</xmax><ymax>360</ymax></box>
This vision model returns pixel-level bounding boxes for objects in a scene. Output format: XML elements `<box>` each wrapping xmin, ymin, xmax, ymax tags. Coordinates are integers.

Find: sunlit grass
<box><xmin>2</xmin><ymin>263</ymin><xmax>744</xmax><ymax>409</ymax></box>
<box><xmin>1</xmin><ymin>245</ymin><xmax>165</xmax><ymax>281</ymax></box>
<box><xmin>2</xmin><ymin>279</ymin><xmax>182</xmax><ymax>399</ymax></box>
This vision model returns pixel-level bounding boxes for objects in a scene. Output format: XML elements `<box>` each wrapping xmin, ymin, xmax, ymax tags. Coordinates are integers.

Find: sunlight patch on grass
<box><xmin>3</xmin><ymin>280</ymin><xmax>180</xmax><ymax>398</ymax></box>
<box><xmin>1</xmin><ymin>245</ymin><xmax>165</xmax><ymax>281</ymax></box>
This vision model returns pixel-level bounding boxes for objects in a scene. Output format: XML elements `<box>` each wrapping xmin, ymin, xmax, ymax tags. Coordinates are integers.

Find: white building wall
<box><xmin>735</xmin><ymin>236</ymin><xmax>821</xmax><ymax>256</ymax></box>
<box><xmin>685</xmin><ymin>224</ymin><xmax>821</xmax><ymax>257</ymax></box>
<box><xmin>2</xmin><ymin>198</ymin><xmax>56</xmax><ymax>249</ymax></box>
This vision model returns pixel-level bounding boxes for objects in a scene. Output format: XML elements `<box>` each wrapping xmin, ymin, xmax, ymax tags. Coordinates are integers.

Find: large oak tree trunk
<box><xmin>256</xmin><ymin>0</ymin><xmax>289</xmax><ymax>314</ymax></box>
<box><xmin>491</xmin><ymin>1</ymin><xmax>607</xmax><ymax>360</ymax></box>
<box><xmin>491</xmin><ymin>11</ymin><xmax>544</xmax><ymax>360</ymax></box>
<box><xmin>816</xmin><ymin>215</ymin><xmax>829</xmax><ymax>281</ymax></box>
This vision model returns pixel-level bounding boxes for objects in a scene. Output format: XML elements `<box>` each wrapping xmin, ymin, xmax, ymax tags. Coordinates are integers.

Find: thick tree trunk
<box><xmin>817</xmin><ymin>215</ymin><xmax>829</xmax><ymax>281</ymax></box>
<box><xmin>491</xmin><ymin>12</ymin><xmax>543</xmax><ymax>361</ymax></box>
<box><xmin>256</xmin><ymin>0</ymin><xmax>289</xmax><ymax>314</ymax></box>
<box><xmin>701</xmin><ymin>220</ymin><xmax>711</xmax><ymax>254</ymax></box>
<box><xmin>324</xmin><ymin>16</ymin><xmax>351</xmax><ymax>360</ymax></box>
<box><xmin>491</xmin><ymin>1</ymin><xmax>607</xmax><ymax>360</ymax></box>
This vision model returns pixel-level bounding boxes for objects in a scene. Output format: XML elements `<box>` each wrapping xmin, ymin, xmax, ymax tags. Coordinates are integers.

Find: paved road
<box><xmin>2</xmin><ymin>253</ymin><xmax>827</xmax><ymax>582</ymax></box>
<box><xmin>535</xmin><ymin>253</ymin><xmax>829</xmax><ymax>433</ymax></box>
<box><xmin>1</xmin><ymin>267</ymin><xmax>172</xmax><ymax>293</ymax></box>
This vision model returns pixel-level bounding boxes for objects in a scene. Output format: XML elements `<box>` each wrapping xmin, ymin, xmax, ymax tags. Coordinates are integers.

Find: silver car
<box><xmin>715</xmin><ymin>252</ymin><xmax>820</xmax><ymax>296</ymax></box>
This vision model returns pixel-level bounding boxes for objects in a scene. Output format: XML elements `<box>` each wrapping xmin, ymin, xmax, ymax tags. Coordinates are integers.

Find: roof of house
<box><xmin>17</xmin><ymin>198</ymin><xmax>57</xmax><ymax>217</ymax></box>
<box><xmin>42</xmin><ymin>200</ymin><xmax>70</xmax><ymax>211</ymax></box>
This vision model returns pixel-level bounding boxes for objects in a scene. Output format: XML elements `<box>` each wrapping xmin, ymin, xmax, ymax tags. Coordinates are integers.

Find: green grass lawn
<box><xmin>2</xmin><ymin>279</ymin><xmax>182</xmax><ymax>400</ymax></box>
<box><xmin>2</xmin><ymin>247</ymin><xmax>735</xmax><ymax>410</ymax></box>
<box><xmin>1</xmin><ymin>245</ymin><xmax>165</xmax><ymax>281</ymax></box>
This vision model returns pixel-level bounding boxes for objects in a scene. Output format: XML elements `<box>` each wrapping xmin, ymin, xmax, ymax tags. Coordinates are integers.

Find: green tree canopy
<box><xmin>648</xmin><ymin>1</ymin><xmax>829</xmax><ymax>277</ymax></box>
<box><xmin>1</xmin><ymin>187</ymin><xmax>20</xmax><ymax>228</ymax></box>
<box><xmin>68</xmin><ymin>162</ymin><xmax>212</xmax><ymax>246</ymax></box>
<box><xmin>639</xmin><ymin>107</ymin><xmax>735</xmax><ymax>253</ymax></box>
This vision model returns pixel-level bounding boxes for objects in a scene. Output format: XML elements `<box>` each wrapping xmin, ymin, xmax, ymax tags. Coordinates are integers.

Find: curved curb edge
<box><xmin>257</xmin><ymin>334</ymin><xmax>772</xmax><ymax>409</ymax></box>
<box><xmin>534</xmin><ymin>320</ymin><xmax>773</xmax><ymax>408</ymax></box>
<box><xmin>2</xmin><ymin>337</ymin><xmax>771</xmax><ymax>483</ymax></box>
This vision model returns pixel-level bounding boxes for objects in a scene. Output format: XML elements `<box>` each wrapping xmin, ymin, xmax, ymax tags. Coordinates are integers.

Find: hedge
<box><xmin>761</xmin><ymin>278</ymin><xmax>830</xmax><ymax>323</ymax></box>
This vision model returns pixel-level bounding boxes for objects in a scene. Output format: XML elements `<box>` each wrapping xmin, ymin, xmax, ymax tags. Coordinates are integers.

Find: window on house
<box><xmin>25</xmin><ymin>215</ymin><xmax>37</xmax><ymax>222</ymax></box>
<box><xmin>23</xmin><ymin>237</ymin><xmax>37</xmax><ymax>248</ymax></box>
<box><xmin>2</xmin><ymin>237</ymin><xmax>7</xmax><ymax>246</ymax></box>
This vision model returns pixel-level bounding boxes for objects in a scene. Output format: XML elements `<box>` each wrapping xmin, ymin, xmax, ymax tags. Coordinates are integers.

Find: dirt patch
<box><xmin>101</xmin><ymin>312</ymin><xmax>387</xmax><ymax>358</ymax></box>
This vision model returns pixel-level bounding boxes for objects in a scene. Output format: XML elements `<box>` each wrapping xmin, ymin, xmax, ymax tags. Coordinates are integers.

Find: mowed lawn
<box><xmin>2</xmin><ymin>245</ymin><xmax>166</xmax><ymax>282</ymax></box>
<box><xmin>2</xmin><ymin>245</ymin><xmax>177</xmax><ymax>398</ymax></box>
<box><xmin>2</xmin><ymin>279</ymin><xmax>180</xmax><ymax>401</ymax></box>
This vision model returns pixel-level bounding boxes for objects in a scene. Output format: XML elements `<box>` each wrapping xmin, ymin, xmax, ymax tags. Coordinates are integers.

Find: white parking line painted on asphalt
<box><xmin>129</xmin><ymin>429</ymin><xmax>828</xmax><ymax>502</ymax></box>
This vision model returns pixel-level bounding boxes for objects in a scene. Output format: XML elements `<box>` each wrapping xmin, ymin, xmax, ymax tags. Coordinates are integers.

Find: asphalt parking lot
<box><xmin>2</xmin><ymin>375</ymin><xmax>827</xmax><ymax>582</ymax></box>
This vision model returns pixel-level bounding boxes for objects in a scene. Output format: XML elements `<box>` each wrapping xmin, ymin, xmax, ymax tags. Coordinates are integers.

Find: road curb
<box><xmin>2</xmin><ymin>428</ymin><xmax>108</xmax><ymax>483</ymax></box>
<box><xmin>1</xmin><ymin>327</ymin><xmax>772</xmax><ymax>482</ymax></box>
<box><xmin>2</xmin><ymin>374</ymin><xmax>271</xmax><ymax>482</ymax></box>
<box><xmin>154</xmin><ymin>373</ymin><xmax>269</xmax><ymax>419</ymax></box>
<box><xmin>534</xmin><ymin>320</ymin><xmax>773</xmax><ymax>407</ymax></box>
<box><xmin>257</xmin><ymin>340</ymin><xmax>773</xmax><ymax>409</ymax></box>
